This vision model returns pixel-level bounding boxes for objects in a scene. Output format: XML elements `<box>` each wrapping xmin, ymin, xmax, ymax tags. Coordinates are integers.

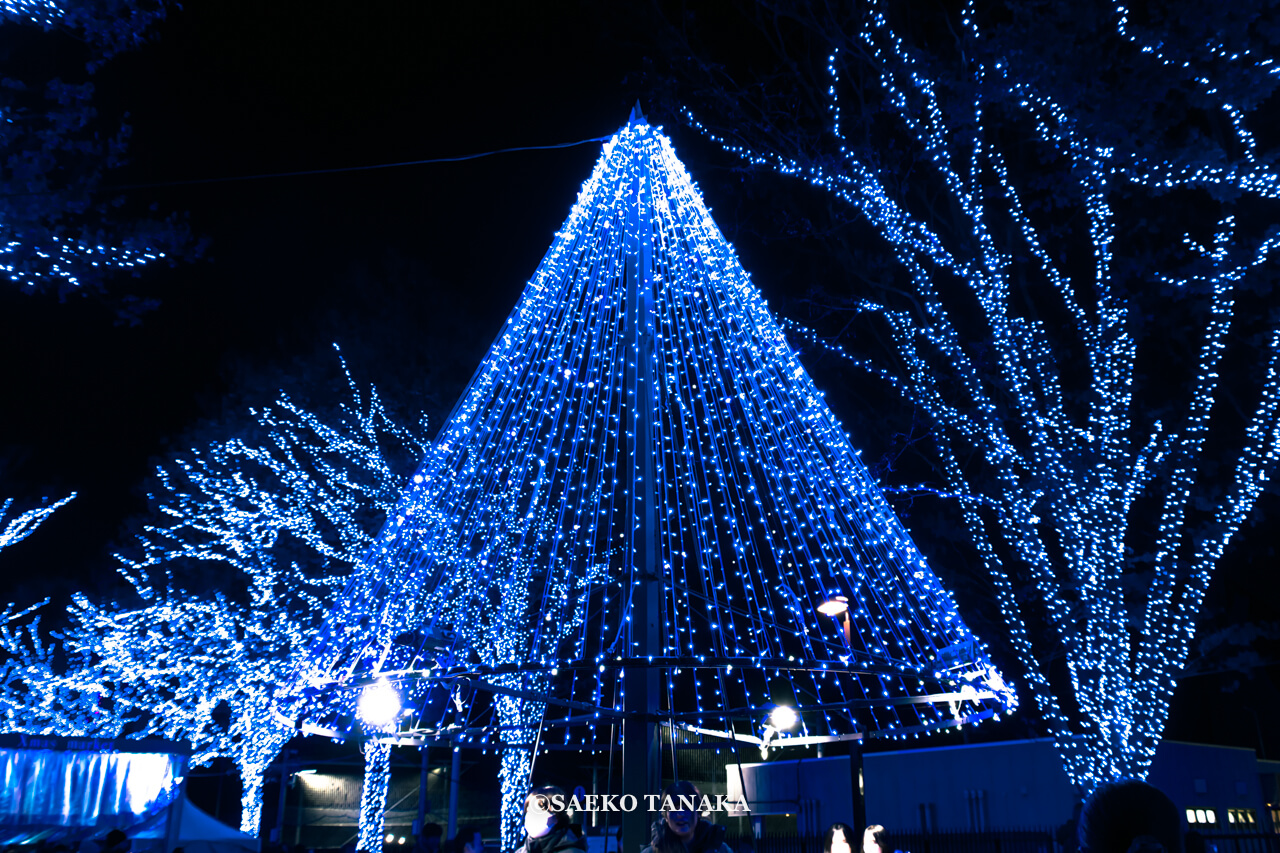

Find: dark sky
<box><xmin>0</xmin><ymin>0</ymin><xmax>673</xmax><ymax>603</ymax></box>
<box><xmin>0</xmin><ymin>1</ymin><xmax>1276</xmax><ymax>755</ymax></box>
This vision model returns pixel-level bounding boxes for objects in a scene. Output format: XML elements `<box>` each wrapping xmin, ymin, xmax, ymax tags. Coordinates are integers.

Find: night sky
<box><xmin>0</xmin><ymin>0</ymin><xmax>662</xmax><ymax>599</ymax></box>
<box><xmin>0</xmin><ymin>0</ymin><xmax>1276</xmax><ymax>758</ymax></box>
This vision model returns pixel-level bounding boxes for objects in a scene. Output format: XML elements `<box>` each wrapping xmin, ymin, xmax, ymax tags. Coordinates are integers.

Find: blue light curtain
<box><xmin>0</xmin><ymin>748</ymin><xmax>184</xmax><ymax>845</ymax></box>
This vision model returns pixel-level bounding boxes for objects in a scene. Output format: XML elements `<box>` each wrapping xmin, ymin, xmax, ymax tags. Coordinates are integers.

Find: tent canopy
<box><xmin>178</xmin><ymin>798</ymin><xmax>258</xmax><ymax>853</ymax></box>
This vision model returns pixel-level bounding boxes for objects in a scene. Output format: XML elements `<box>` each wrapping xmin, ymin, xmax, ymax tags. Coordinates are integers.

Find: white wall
<box><xmin>863</xmin><ymin>739</ymin><xmax>1077</xmax><ymax>831</ymax></box>
<box><xmin>726</xmin><ymin>755</ymin><xmax>859</xmax><ymax>834</ymax></box>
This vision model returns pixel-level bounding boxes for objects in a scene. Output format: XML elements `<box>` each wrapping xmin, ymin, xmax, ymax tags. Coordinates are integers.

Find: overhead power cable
<box><xmin>0</xmin><ymin>134</ymin><xmax>615</xmax><ymax>198</ymax></box>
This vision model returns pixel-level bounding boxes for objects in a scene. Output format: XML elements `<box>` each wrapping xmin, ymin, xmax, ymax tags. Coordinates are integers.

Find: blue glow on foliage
<box><xmin>684</xmin><ymin>0</ymin><xmax>1280</xmax><ymax>792</ymax></box>
<box><xmin>0</xmin><ymin>0</ymin><xmax>62</xmax><ymax>28</ymax></box>
<box><xmin>0</xmin><ymin>237</ymin><xmax>165</xmax><ymax>291</ymax></box>
<box><xmin>0</xmin><ymin>356</ymin><xmax>429</xmax><ymax>838</ymax></box>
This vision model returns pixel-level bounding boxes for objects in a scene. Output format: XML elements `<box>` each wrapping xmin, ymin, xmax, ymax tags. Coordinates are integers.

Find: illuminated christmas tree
<box><xmin>287</xmin><ymin>111</ymin><xmax>1015</xmax><ymax>851</ymax></box>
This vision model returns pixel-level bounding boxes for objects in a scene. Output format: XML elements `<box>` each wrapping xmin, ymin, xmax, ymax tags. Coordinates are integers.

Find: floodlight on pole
<box><xmin>769</xmin><ymin>705</ymin><xmax>798</xmax><ymax>731</ymax></box>
<box><xmin>760</xmin><ymin>704</ymin><xmax>800</xmax><ymax>759</ymax></box>
<box><xmin>816</xmin><ymin>597</ymin><xmax>849</xmax><ymax>617</ymax></box>
<box><xmin>818</xmin><ymin>596</ymin><xmax>853</xmax><ymax>649</ymax></box>
<box><xmin>358</xmin><ymin>679</ymin><xmax>402</xmax><ymax>728</ymax></box>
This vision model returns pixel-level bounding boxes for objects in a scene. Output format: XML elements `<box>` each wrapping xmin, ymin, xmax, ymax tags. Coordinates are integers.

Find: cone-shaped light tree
<box><xmin>286</xmin><ymin>113</ymin><xmax>1015</xmax><ymax>852</ymax></box>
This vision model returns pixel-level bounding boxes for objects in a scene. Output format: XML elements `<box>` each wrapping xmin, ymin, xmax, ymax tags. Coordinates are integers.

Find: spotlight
<box><xmin>769</xmin><ymin>705</ymin><xmax>798</xmax><ymax>731</ymax></box>
<box><xmin>358</xmin><ymin>680</ymin><xmax>402</xmax><ymax>728</ymax></box>
<box><xmin>816</xmin><ymin>597</ymin><xmax>849</xmax><ymax>616</ymax></box>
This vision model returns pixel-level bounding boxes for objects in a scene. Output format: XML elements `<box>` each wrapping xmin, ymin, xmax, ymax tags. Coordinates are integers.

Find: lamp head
<box><xmin>769</xmin><ymin>704</ymin><xmax>798</xmax><ymax>731</ymax></box>
<box><xmin>357</xmin><ymin>679</ymin><xmax>402</xmax><ymax>728</ymax></box>
<box><xmin>817</xmin><ymin>597</ymin><xmax>849</xmax><ymax>617</ymax></box>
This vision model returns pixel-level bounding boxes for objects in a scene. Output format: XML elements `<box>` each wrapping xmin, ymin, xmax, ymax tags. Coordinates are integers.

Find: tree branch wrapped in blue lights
<box><xmin>282</xmin><ymin>114</ymin><xmax>1015</xmax><ymax>851</ymax></box>
<box><xmin>674</xmin><ymin>0</ymin><xmax>1280</xmax><ymax>795</ymax></box>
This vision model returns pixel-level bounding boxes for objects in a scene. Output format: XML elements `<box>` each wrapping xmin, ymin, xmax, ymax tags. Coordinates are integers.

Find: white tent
<box><xmin>176</xmin><ymin>799</ymin><xmax>259</xmax><ymax>853</ymax></box>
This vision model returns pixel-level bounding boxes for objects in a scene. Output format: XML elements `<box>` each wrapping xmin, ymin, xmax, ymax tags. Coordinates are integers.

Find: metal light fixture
<box><xmin>760</xmin><ymin>703</ymin><xmax>799</xmax><ymax>758</ymax></box>
<box><xmin>816</xmin><ymin>597</ymin><xmax>849</xmax><ymax>617</ymax></box>
<box><xmin>818</xmin><ymin>596</ymin><xmax>852</xmax><ymax>648</ymax></box>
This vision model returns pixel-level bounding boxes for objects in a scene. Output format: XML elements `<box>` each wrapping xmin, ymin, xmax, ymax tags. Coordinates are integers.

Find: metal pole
<box><xmin>447</xmin><ymin>744</ymin><xmax>461</xmax><ymax>840</ymax></box>
<box><xmin>621</xmin><ymin>106</ymin><xmax>661</xmax><ymax>853</ymax></box>
<box><xmin>275</xmin><ymin>751</ymin><xmax>290</xmax><ymax>844</ymax></box>
<box><xmin>417</xmin><ymin>743</ymin><xmax>430</xmax><ymax>835</ymax></box>
<box><xmin>850</xmin><ymin>744</ymin><xmax>866</xmax><ymax>833</ymax></box>
<box><xmin>295</xmin><ymin>778</ymin><xmax>305</xmax><ymax>847</ymax></box>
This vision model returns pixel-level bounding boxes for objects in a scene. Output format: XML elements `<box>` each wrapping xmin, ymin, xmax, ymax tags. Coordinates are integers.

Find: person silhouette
<box><xmin>1078</xmin><ymin>780</ymin><xmax>1182</xmax><ymax>853</ymax></box>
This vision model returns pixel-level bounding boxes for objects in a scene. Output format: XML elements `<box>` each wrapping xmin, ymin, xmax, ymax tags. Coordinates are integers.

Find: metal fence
<box><xmin>1197</xmin><ymin>832</ymin><xmax>1280</xmax><ymax>853</ymax></box>
<box><xmin>881</xmin><ymin>829</ymin><xmax>1058</xmax><ymax>853</ymax></box>
<box><xmin>721</xmin><ymin>831</ymin><xmax>1058</xmax><ymax>853</ymax></box>
<box><xmin>723</xmin><ymin>834</ymin><xmax>824</xmax><ymax>853</ymax></box>
<box><xmin>719</xmin><ymin>828</ymin><xmax>1280</xmax><ymax>853</ymax></box>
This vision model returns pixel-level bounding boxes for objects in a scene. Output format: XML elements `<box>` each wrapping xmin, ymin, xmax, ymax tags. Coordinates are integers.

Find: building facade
<box><xmin>861</xmin><ymin>739</ymin><xmax>1277</xmax><ymax>832</ymax></box>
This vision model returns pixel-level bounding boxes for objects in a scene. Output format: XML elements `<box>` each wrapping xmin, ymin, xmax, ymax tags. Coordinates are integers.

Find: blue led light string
<box><xmin>0</xmin><ymin>0</ymin><xmax>171</xmax><ymax>291</ymax></box>
<box><xmin>0</xmin><ymin>494</ymin><xmax>76</xmax><ymax>554</ymax></box>
<box><xmin>685</xmin><ymin>0</ymin><xmax>1280</xmax><ymax>788</ymax></box>
<box><xmin>1110</xmin><ymin>1</ymin><xmax>1267</xmax><ymax>161</ymax></box>
<box><xmin>11</xmin><ymin>354</ymin><xmax>431</xmax><ymax>835</ymax></box>
<box><xmin>288</xmin><ymin>119</ymin><xmax>1012</xmax><ymax>834</ymax></box>
<box><xmin>0</xmin><ymin>0</ymin><xmax>61</xmax><ymax>27</ymax></box>
<box><xmin>0</xmin><ymin>238</ymin><xmax>166</xmax><ymax>291</ymax></box>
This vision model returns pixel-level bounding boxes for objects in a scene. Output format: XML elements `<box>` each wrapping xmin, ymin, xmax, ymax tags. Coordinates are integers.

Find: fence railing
<box><xmin>882</xmin><ymin>829</ymin><xmax>1057</xmax><ymax>853</ymax></box>
<box><xmin>719</xmin><ymin>828</ymin><xmax>1280</xmax><ymax>853</ymax></box>
<box><xmin>1196</xmin><ymin>832</ymin><xmax>1280</xmax><ymax>853</ymax></box>
<box><xmin>723</xmin><ymin>834</ymin><xmax>823</xmax><ymax>853</ymax></box>
<box><xmin>721</xmin><ymin>830</ymin><xmax>1059</xmax><ymax>853</ymax></box>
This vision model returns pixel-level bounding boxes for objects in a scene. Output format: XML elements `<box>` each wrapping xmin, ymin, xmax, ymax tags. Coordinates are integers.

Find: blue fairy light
<box><xmin>683</xmin><ymin>0</ymin><xmax>1280</xmax><ymax>792</ymax></box>
<box><xmin>290</xmin><ymin>114</ymin><xmax>1011</xmax><ymax>847</ymax></box>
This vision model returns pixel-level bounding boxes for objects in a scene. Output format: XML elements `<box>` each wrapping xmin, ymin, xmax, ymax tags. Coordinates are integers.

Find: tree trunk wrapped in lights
<box><xmin>285</xmin><ymin>112</ymin><xmax>1013</xmax><ymax>853</ymax></box>
<box><xmin>674</xmin><ymin>0</ymin><xmax>1280</xmax><ymax>790</ymax></box>
<box><xmin>359</xmin><ymin>739</ymin><xmax>393</xmax><ymax>853</ymax></box>
<box><xmin>496</xmin><ymin>690</ymin><xmax>542</xmax><ymax>851</ymax></box>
